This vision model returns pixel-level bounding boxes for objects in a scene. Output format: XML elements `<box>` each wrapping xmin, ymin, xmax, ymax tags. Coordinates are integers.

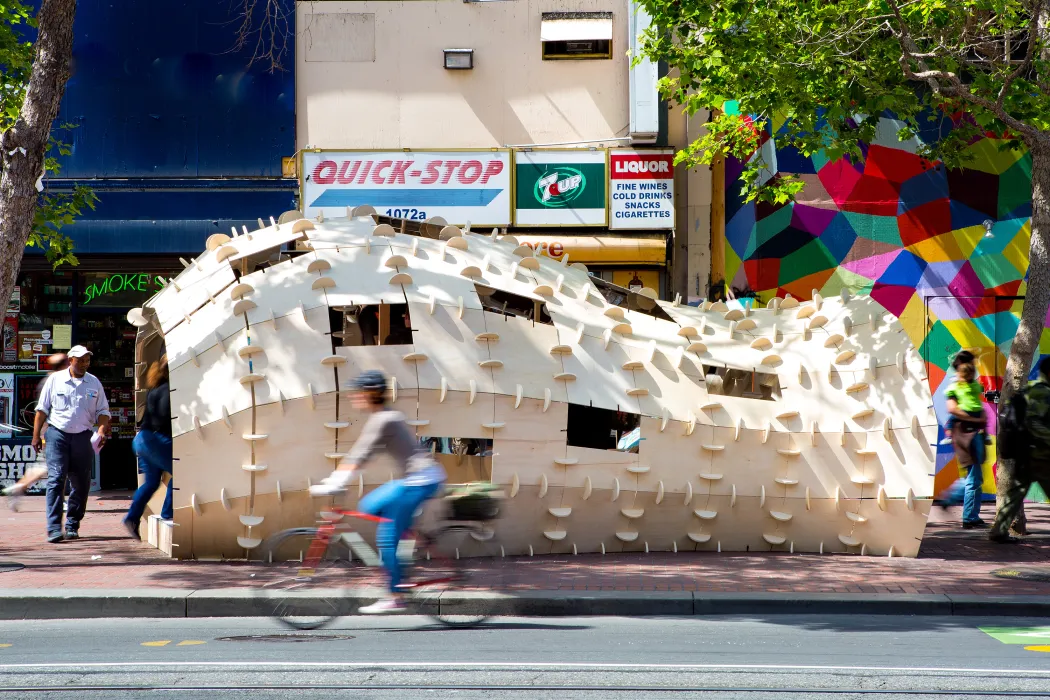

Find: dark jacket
<box><xmin>142</xmin><ymin>381</ymin><xmax>172</xmax><ymax>437</ymax></box>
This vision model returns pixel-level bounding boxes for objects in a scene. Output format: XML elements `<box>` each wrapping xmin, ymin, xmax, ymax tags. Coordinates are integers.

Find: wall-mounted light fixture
<box><xmin>983</xmin><ymin>219</ymin><xmax>995</xmax><ymax>239</ymax></box>
<box><xmin>443</xmin><ymin>49</ymin><xmax>474</xmax><ymax>70</ymax></box>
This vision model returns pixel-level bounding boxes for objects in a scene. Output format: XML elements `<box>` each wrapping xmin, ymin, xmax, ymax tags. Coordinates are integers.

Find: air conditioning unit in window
<box><xmin>540</xmin><ymin>11</ymin><xmax>613</xmax><ymax>60</ymax></box>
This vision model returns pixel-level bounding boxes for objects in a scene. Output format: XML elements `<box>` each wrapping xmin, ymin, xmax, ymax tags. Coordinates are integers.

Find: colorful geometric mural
<box><xmin>724</xmin><ymin>116</ymin><xmax>1047</xmax><ymax>497</ymax></box>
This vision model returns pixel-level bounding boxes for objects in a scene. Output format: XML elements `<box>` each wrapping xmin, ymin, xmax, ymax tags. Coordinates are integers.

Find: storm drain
<box><xmin>992</xmin><ymin>567</ymin><xmax>1050</xmax><ymax>582</ymax></box>
<box><xmin>215</xmin><ymin>634</ymin><xmax>355</xmax><ymax>643</ymax></box>
<box><xmin>0</xmin><ymin>562</ymin><xmax>25</xmax><ymax>574</ymax></box>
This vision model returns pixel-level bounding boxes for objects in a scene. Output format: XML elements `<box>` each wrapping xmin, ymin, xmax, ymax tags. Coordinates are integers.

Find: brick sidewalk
<box><xmin>1</xmin><ymin>492</ymin><xmax>1049</xmax><ymax>596</ymax></box>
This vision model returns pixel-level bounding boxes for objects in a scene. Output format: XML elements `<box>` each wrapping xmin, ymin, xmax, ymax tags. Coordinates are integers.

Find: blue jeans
<box><xmin>962</xmin><ymin>463</ymin><xmax>984</xmax><ymax>524</ymax></box>
<box><xmin>944</xmin><ymin>465</ymin><xmax>985</xmax><ymax>523</ymax></box>
<box><xmin>125</xmin><ymin>429</ymin><xmax>173</xmax><ymax>524</ymax></box>
<box><xmin>44</xmin><ymin>426</ymin><xmax>93</xmax><ymax>536</ymax></box>
<box><xmin>358</xmin><ymin>478</ymin><xmax>442</xmax><ymax>592</ymax></box>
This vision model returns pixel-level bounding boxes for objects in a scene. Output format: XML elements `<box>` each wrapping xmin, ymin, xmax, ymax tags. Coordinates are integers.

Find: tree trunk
<box><xmin>995</xmin><ymin>142</ymin><xmax>1050</xmax><ymax>528</ymax></box>
<box><xmin>0</xmin><ymin>0</ymin><xmax>78</xmax><ymax>315</ymax></box>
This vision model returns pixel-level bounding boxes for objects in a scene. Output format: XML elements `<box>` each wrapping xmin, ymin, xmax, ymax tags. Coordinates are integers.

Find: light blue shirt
<box><xmin>37</xmin><ymin>369</ymin><xmax>111</xmax><ymax>434</ymax></box>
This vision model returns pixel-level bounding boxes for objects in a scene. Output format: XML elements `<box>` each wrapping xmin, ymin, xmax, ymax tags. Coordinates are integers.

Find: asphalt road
<box><xmin>1</xmin><ymin>615</ymin><xmax>1050</xmax><ymax>698</ymax></box>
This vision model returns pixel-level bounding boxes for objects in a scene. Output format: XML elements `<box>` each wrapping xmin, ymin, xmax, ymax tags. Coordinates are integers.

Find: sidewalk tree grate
<box><xmin>992</xmin><ymin>567</ymin><xmax>1050</xmax><ymax>582</ymax></box>
<box><xmin>215</xmin><ymin>634</ymin><xmax>355</xmax><ymax>643</ymax></box>
<box><xmin>0</xmin><ymin>562</ymin><xmax>25</xmax><ymax>574</ymax></box>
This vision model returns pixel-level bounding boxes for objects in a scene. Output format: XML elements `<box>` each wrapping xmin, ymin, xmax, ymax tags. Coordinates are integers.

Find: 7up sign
<box><xmin>514</xmin><ymin>151</ymin><xmax>607</xmax><ymax>226</ymax></box>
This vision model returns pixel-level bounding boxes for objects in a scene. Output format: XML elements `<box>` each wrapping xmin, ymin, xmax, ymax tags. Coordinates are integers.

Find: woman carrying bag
<box><xmin>122</xmin><ymin>356</ymin><xmax>172</xmax><ymax>540</ymax></box>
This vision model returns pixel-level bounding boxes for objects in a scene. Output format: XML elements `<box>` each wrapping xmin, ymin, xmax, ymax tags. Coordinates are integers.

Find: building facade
<box><xmin>2</xmin><ymin>0</ymin><xmax>296</xmax><ymax>490</ymax></box>
<box><xmin>294</xmin><ymin>0</ymin><xmax>712</xmax><ymax>300</ymax></box>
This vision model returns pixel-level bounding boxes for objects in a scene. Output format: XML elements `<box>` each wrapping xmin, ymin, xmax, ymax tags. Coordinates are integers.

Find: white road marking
<box><xmin>0</xmin><ymin>661</ymin><xmax>1048</xmax><ymax>675</ymax></box>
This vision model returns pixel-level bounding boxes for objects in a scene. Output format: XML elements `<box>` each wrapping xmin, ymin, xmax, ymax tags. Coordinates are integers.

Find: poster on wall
<box><xmin>1</xmin><ymin>315</ymin><xmax>17</xmax><ymax>363</ymax></box>
<box><xmin>0</xmin><ymin>438</ymin><xmax>44</xmax><ymax>493</ymax></box>
<box><xmin>15</xmin><ymin>374</ymin><xmax>44</xmax><ymax>433</ymax></box>
<box><xmin>0</xmin><ymin>437</ymin><xmax>99</xmax><ymax>493</ymax></box>
<box><xmin>609</xmin><ymin>150</ymin><xmax>675</xmax><ymax>230</ymax></box>
<box><xmin>5</xmin><ymin>286</ymin><xmax>20</xmax><ymax>315</ymax></box>
<box><xmin>513</xmin><ymin>150</ymin><xmax>608</xmax><ymax>226</ymax></box>
<box><xmin>0</xmin><ymin>373</ymin><xmax>13</xmax><ymax>440</ymax></box>
<box><xmin>18</xmin><ymin>330</ymin><xmax>51</xmax><ymax>363</ymax></box>
<box><xmin>301</xmin><ymin>150</ymin><xmax>512</xmax><ymax>226</ymax></box>
<box><xmin>612</xmin><ymin>270</ymin><xmax>661</xmax><ymax>293</ymax></box>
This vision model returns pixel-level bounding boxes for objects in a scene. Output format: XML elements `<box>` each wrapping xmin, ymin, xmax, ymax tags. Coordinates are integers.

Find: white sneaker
<box><xmin>2</xmin><ymin>484</ymin><xmax>24</xmax><ymax>512</ymax></box>
<box><xmin>358</xmin><ymin>598</ymin><xmax>406</xmax><ymax>615</ymax></box>
<box><xmin>309</xmin><ymin>483</ymin><xmax>346</xmax><ymax>497</ymax></box>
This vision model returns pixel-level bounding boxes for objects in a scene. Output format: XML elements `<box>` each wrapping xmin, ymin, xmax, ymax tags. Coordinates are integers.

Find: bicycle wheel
<box><xmin>253</xmin><ymin>528</ymin><xmax>353</xmax><ymax>630</ymax></box>
<box><xmin>409</xmin><ymin>523</ymin><xmax>502</xmax><ymax>628</ymax></box>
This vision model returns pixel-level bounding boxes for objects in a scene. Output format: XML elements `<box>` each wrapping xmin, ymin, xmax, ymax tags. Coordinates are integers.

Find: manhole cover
<box><xmin>0</xmin><ymin>562</ymin><xmax>25</xmax><ymax>574</ymax></box>
<box><xmin>992</xmin><ymin>567</ymin><xmax>1050</xmax><ymax>582</ymax></box>
<box><xmin>215</xmin><ymin>634</ymin><xmax>355</xmax><ymax>643</ymax></box>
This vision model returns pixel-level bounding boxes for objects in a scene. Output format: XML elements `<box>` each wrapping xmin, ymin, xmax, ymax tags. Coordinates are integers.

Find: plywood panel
<box><xmin>239</xmin><ymin>253</ymin><xmax>331</xmax><ymax>327</ymax></box>
<box><xmin>410</xmin><ymin>303</ymin><xmax>493</xmax><ymax>393</ymax></box>
<box><xmin>240</xmin><ymin>304</ymin><xmax>338</xmax><ymax>405</ymax></box>
<box><xmin>169</xmin><ymin>340</ymin><xmax>251</xmax><ymax>437</ymax></box>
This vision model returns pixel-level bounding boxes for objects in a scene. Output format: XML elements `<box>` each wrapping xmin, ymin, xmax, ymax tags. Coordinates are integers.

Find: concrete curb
<box><xmin>2</xmin><ymin>589</ymin><xmax>1049</xmax><ymax>620</ymax></box>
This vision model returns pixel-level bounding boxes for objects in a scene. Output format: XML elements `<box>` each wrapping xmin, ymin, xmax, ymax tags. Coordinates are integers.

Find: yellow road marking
<box><xmin>1025</xmin><ymin>645</ymin><xmax>1050</xmax><ymax>652</ymax></box>
<box><xmin>141</xmin><ymin>641</ymin><xmax>171</xmax><ymax>647</ymax></box>
<box><xmin>0</xmin><ymin>644</ymin><xmax>12</xmax><ymax>648</ymax></box>
<box><xmin>176</xmin><ymin>640</ymin><xmax>206</xmax><ymax>646</ymax></box>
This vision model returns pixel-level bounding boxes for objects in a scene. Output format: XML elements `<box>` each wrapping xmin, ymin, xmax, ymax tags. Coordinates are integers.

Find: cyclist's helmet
<box><xmin>349</xmin><ymin>369</ymin><xmax>387</xmax><ymax>394</ymax></box>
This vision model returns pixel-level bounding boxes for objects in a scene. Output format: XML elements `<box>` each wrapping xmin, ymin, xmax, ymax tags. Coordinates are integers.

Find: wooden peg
<box><xmin>543</xmin><ymin>388</ymin><xmax>552</xmax><ymax>412</ymax></box>
<box><xmin>428</xmin><ymin>294</ymin><xmax>436</xmax><ymax>315</ymax></box>
<box><xmin>469</xmin><ymin>379</ymin><xmax>477</xmax><ymax>405</ymax></box>
<box><xmin>514</xmin><ymin>384</ymin><xmax>523</xmax><ymax>408</ymax></box>
<box><xmin>440</xmin><ymin>377</ymin><xmax>448</xmax><ymax>403</ymax></box>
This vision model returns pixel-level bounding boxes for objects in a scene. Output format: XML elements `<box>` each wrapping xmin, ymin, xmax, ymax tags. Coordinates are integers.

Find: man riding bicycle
<box><xmin>309</xmin><ymin>370</ymin><xmax>446</xmax><ymax>614</ymax></box>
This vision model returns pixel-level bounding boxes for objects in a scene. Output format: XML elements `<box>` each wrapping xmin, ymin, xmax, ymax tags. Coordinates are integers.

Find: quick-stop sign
<box><xmin>609</xmin><ymin>150</ymin><xmax>675</xmax><ymax>230</ymax></box>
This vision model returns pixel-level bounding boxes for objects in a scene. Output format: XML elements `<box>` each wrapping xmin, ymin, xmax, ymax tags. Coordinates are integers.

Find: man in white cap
<box><xmin>31</xmin><ymin>345</ymin><xmax>111</xmax><ymax>542</ymax></box>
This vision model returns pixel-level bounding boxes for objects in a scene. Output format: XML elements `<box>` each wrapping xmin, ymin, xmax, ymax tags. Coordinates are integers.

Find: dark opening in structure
<box><xmin>566</xmin><ymin>403</ymin><xmax>641</xmax><ymax>451</ymax></box>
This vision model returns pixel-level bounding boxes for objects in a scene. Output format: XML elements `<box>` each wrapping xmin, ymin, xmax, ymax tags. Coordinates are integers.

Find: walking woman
<box><xmin>122</xmin><ymin>355</ymin><xmax>172</xmax><ymax>539</ymax></box>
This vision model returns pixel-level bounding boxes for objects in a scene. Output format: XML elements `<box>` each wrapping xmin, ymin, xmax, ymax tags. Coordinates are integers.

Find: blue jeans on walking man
<box><xmin>44</xmin><ymin>426</ymin><xmax>93</xmax><ymax>537</ymax></box>
<box><xmin>125</xmin><ymin>429</ymin><xmax>173</xmax><ymax>526</ymax></box>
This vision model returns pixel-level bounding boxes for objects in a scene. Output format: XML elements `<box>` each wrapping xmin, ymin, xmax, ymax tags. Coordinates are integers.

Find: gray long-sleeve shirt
<box><xmin>347</xmin><ymin>409</ymin><xmax>446</xmax><ymax>485</ymax></box>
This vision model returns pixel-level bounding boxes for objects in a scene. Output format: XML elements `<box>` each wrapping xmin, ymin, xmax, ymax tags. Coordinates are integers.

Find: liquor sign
<box><xmin>302</xmin><ymin>151</ymin><xmax>512</xmax><ymax>226</ymax></box>
<box><xmin>514</xmin><ymin>150</ymin><xmax>607</xmax><ymax>226</ymax></box>
<box><xmin>609</xmin><ymin>150</ymin><xmax>675</xmax><ymax>229</ymax></box>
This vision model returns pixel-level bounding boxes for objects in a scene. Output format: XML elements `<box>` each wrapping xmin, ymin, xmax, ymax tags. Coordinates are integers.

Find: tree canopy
<box><xmin>636</xmin><ymin>0</ymin><xmax>1050</xmax><ymax>203</ymax></box>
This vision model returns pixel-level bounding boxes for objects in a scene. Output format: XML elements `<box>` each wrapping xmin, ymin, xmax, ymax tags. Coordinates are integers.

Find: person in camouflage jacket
<box><xmin>990</xmin><ymin>355</ymin><xmax>1050</xmax><ymax>543</ymax></box>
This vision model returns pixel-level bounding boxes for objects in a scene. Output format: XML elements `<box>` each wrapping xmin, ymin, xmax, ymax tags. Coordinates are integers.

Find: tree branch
<box><xmin>884</xmin><ymin>0</ymin><xmax>1039</xmax><ymax>142</ymax></box>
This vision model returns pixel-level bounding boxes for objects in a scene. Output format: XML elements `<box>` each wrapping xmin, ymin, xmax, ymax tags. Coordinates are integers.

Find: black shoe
<box><xmin>63</xmin><ymin>530</ymin><xmax>79</xmax><ymax>540</ymax></box>
<box><xmin>962</xmin><ymin>520</ymin><xmax>988</xmax><ymax>529</ymax></box>
<box><xmin>122</xmin><ymin>519</ymin><xmax>141</xmax><ymax>541</ymax></box>
<box><xmin>990</xmin><ymin>532</ymin><xmax>1020</xmax><ymax>543</ymax></box>
<box><xmin>47</xmin><ymin>532</ymin><xmax>63</xmax><ymax>543</ymax></box>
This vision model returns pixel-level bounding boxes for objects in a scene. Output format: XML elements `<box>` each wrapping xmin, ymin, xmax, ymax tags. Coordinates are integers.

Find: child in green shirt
<box><xmin>943</xmin><ymin>362</ymin><xmax>987</xmax><ymax>441</ymax></box>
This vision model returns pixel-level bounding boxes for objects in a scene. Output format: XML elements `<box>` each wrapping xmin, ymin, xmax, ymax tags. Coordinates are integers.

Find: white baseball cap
<box><xmin>67</xmin><ymin>345</ymin><xmax>93</xmax><ymax>358</ymax></box>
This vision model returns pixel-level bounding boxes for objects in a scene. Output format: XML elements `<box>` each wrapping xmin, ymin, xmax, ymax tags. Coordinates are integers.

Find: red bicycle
<box><xmin>252</xmin><ymin>491</ymin><xmax>502</xmax><ymax>629</ymax></box>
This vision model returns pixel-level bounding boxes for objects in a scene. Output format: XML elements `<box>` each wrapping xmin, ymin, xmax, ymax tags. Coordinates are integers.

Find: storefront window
<box><xmin>2</xmin><ymin>267</ymin><xmax>178</xmax><ymax>491</ymax></box>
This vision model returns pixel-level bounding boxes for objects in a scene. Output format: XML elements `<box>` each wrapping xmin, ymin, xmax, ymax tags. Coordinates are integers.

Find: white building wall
<box><xmin>295</xmin><ymin>0</ymin><xmax>711</xmax><ymax>299</ymax></box>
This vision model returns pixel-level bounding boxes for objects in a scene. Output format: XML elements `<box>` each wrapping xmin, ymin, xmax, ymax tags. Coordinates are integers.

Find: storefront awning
<box><xmin>511</xmin><ymin>234</ymin><xmax>667</xmax><ymax>266</ymax></box>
